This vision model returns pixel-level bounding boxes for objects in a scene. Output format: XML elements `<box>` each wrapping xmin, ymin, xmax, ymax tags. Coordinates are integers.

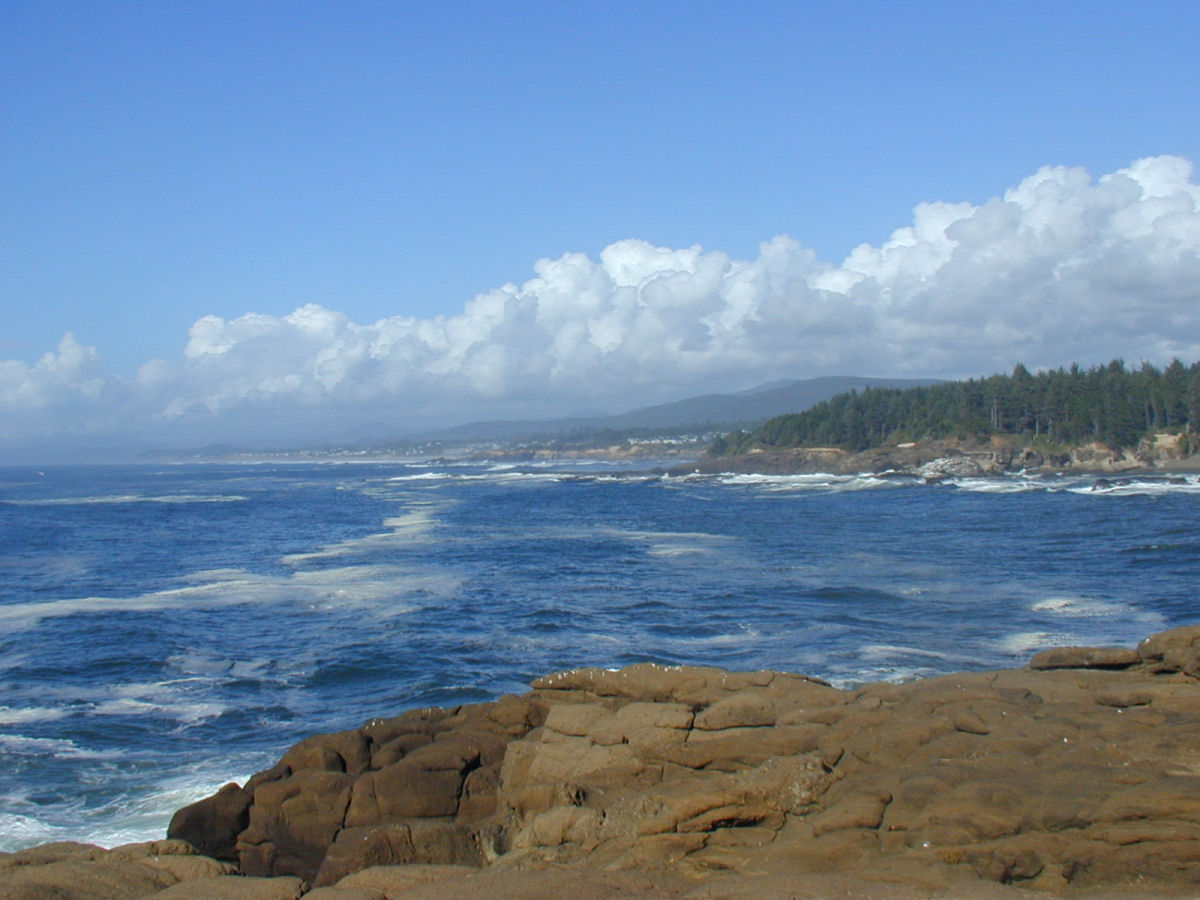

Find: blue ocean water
<box><xmin>0</xmin><ymin>460</ymin><xmax>1197</xmax><ymax>851</ymax></box>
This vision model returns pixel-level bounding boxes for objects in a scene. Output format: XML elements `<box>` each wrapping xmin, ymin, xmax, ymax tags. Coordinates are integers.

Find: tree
<box><xmin>711</xmin><ymin>358</ymin><xmax>1200</xmax><ymax>456</ymax></box>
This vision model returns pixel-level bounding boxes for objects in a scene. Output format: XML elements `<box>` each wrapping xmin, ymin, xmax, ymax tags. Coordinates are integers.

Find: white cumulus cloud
<box><xmin>3</xmin><ymin>155</ymin><xmax>1200</xmax><ymax>450</ymax></box>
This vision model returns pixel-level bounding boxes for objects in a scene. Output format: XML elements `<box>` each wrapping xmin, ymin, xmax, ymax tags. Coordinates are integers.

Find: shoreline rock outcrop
<box><xmin>5</xmin><ymin>626</ymin><xmax>1200</xmax><ymax>899</ymax></box>
<box><xmin>677</xmin><ymin>436</ymin><xmax>1200</xmax><ymax>478</ymax></box>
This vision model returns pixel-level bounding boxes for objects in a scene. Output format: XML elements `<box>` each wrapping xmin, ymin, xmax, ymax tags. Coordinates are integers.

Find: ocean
<box><xmin>0</xmin><ymin>459</ymin><xmax>1197</xmax><ymax>852</ymax></box>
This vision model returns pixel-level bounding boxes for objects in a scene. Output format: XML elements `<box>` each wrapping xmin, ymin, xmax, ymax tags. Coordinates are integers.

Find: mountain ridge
<box><xmin>362</xmin><ymin>375</ymin><xmax>941</xmax><ymax>447</ymax></box>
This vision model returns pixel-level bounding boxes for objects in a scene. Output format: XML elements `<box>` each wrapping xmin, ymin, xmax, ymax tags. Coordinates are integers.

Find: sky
<box><xmin>2</xmin><ymin>1</ymin><xmax>1199</xmax><ymax>457</ymax></box>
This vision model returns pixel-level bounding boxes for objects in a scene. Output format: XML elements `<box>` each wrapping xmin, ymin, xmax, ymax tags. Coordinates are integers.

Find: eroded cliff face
<box><xmin>144</xmin><ymin>625</ymin><xmax>1200</xmax><ymax>897</ymax></box>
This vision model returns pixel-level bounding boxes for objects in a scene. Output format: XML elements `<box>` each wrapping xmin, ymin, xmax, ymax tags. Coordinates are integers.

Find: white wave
<box><xmin>597</xmin><ymin>526</ymin><xmax>733</xmax><ymax>558</ymax></box>
<box><xmin>0</xmin><ymin>733</ymin><xmax>113</xmax><ymax>758</ymax></box>
<box><xmin>164</xmin><ymin>652</ymin><xmax>234</xmax><ymax>677</ymax></box>
<box><xmin>823</xmin><ymin>663</ymin><xmax>941</xmax><ymax>689</ymax></box>
<box><xmin>0</xmin><ymin>812</ymin><xmax>73</xmax><ymax>852</ymax></box>
<box><xmin>943</xmin><ymin>477</ymin><xmax>1049</xmax><ymax>494</ymax></box>
<box><xmin>996</xmin><ymin>630</ymin><xmax>1071</xmax><ymax>655</ymax></box>
<box><xmin>646</xmin><ymin>544</ymin><xmax>708</xmax><ymax>557</ymax></box>
<box><xmin>580</xmin><ymin>632</ymin><xmax>626</xmax><ymax>645</ymax></box>
<box><xmin>0</xmin><ymin>590</ymin><xmax>203</xmax><ymax>628</ymax></box>
<box><xmin>0</xmin><ymin>650</ymin><xmax>28</xmax><ymax>672</ymax></box>
<box><xmin>388</xmin><ymin>466</ymin><xmax>657</xmax><ymax>487</ymax></box>
<box><xmin>584</xmin><ymin>473</ymin><xmax>660</xmax><ymax>483</ymax></box>
<box><xmin>858</xmin><ymin>643</ymin><xmax>951</xmax><ymax>662</ymax></box>
<box><xmin>604</xmin><ymin>528</ymin><xmax>732</xmax><ymax>543</ymax></box>
<box><xmin>381</xmin><ymin>508</ymin><xmax>440</xmax><ymax>533</ymax></box>
<box><xmin>666</xmin><ymin>626</ymin><xmax>762</xmax><ymax>648</ymax></box>
<box><xmin>282</xmin><ymin>505</ymin><xmax>443</xmax><ymax>564</ymax></box>
<box><xmin>1032</xmin><ymin>596</ymin><xmax>1129</xmax><ymax>617</ymax></box>
<box><xmin>0</xmin><ymin>756</ymin><xmax>270</xmax><ymax>853</ymax></box>
<box><xmin>477</xmin><ymin>471</ymin><xmax>562</xmax><ymax>484</ymax></box>
<box><xmin>714</xmin><ymin>472</ymin><xmax>896</xmax><ymax>493</ymax></box>
<box><xmin>1068</xmin><ymin>475</ymin><xmax>1200</xmax><ymax>497</ymax></box>
<box><xmin>0</xmin><ymin>705</ymin><xmax>69</xmax><ymax>725</ymax></box>
<box><xmin>0</xmin><ymin>560</ymin><xmax>454</xmax><ymax>632</ymax></box>
<box><xmin>15</xmin><ymin>679</ymin><xmax>229</xmax><ymax>726</ymax></box>
<box><xmin>719</xmin><ymin>472</ymin><xmax>846</xmax><ymax>486</ymax></box>
<box><xmin>164</xmin><ymin>653</ymin><xmax>280</xmax><ymax>683</ymax></box>
<box><xmin>90</xmin><ymin>696</ymin><xmax>226</xmax><ymax>725</ymax></box>
<box><xmin>3</xmin><ymin>493</ymin><xmax>248</xmax><ymax>506</ymax></box>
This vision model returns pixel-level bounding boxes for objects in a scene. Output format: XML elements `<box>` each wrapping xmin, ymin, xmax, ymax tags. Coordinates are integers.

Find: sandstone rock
<box><xmin>157</xmin><ymin>625</ymin><xmax>1200</xmax><ymax>897</ymax></box>
<box><xmin>530</xmin><ymin>662</ymin><xmax>777</xmax><ymax>705</ymax></box>
<box><xmin>176</xmin><ymin>697</ymin><xmax>541</xmax><ymax>885</ymax></box>
<box><xmin>0</xmin><ymin>857</ymin><xmax>177</xmax><ymax>899</ymax></box>
<box><xmin>327</xmin><ymin>863</ymin><xmax>479</xmax><ymax>896</ymax></box>
<box><xmin>168</xmin><ymin>782</ymin><xmax>251</xmax><ymax>860</ymax></box>
<box><xmin>238</xmin><ymin>769</ymin><xmax>356</xmax><ymax>881</ymax></box>
<box><xmin>279</xmin><ymin>729</ymin><xmax>372</xmax><ymax>775</ymax></box>
<box><xmin>1138</xmin><ymin>624</ymin><xmax>1200</xmax><ymax>677</ymax></box>
<box><xmin>302</xmin><ymin>887</ymin><xmax>386</xmax><ymax>900</ymax></box>
<box><xmin>693</xmin><ymin>691</ymin><xmax>776</xmax><ymax>729</ymax></box>
<box><xmin>312</xmin><ymin>821</ymin><xmax>483</xmax><ymax>887</ymax></box>
<box><xmin>0</xmin><ymin>841</ymin><xmax>231</xmax><ymax>900</ymax></box>
<box><xmin>344</xmin><ymin>759</ymin><xmax>465</xmax><ymax>824</ymax></box>
<box><xmin>810</xmin><ymin>789</ymin><xmax>892</xmax><ymax>835</ymax></box>
<box><xmin>135</xmin><ymin>852</ymin><xmax>234</xmax><ymax>881</ymax></box>
<box><xmin>0</xmin><ymin>841</ymin><xmax>104</xmax><ymax>868</ymax></box>
<box><xmin>152</xmin><ymin>875</ymin><xmax>306</xmax><ymax>899</ymax></box>
<box><xmin>1028</xmin><ymin>646</ymin><xmax>1141</xmax><ymax>670</ymax></box>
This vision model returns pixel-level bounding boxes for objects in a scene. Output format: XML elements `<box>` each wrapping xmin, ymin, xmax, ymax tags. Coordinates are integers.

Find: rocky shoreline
<box><xmin>676</xmin><ymin>436</ymin><xmax>1200</xmax><ymax>479</ymax></box>
<box><xmin>4</xmin><ymin>625</ymin><xmax>1200</xmax><ymax>899</ymax></box>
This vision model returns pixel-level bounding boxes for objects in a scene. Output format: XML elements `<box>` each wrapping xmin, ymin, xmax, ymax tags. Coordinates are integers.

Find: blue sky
<box><xmin>2</xmin><ymin>1</ymin><xmax>1199</xmax><ymax>453</ymax></box>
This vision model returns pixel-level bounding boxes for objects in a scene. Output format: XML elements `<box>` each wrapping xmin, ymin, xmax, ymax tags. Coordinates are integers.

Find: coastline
<box><xmin>7</xmin><ymin>625</ymin><xmax>1200</xmax><ymax>899</ymax></box>
<box><xmin>671</xmin><ymin>436</ymin><xmax>1200</xmax><ymax>479</ymax></box>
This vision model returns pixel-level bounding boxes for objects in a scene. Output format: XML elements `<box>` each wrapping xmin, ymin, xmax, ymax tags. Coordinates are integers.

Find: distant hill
<box><xmin>391</xmin><ymin>376</ymin><xmax>941</xmax><ymax>446</ymax></box>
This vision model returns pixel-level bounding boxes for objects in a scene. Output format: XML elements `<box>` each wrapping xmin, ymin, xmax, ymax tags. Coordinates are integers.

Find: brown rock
<box><xmin>167</xmin><ymin>782</ymin><xmax>251</xmax><ymax>861</ymax></box>
<box><xmin>1138</xmin><ymin>625</ymin><xmax>1200</xmax><ymax>676</ymax></box>
<box><xmin>152</xmin><ymin>875</ymin><xmax>307</xmax><ymax>899</ymax></box>
<box><xmin>0</xmin><ymin>857</ymin><xmax>177</xmax><ymax>899</ymax></box>
<box><xmin>811</xmin><ymin>789</ymin><xmax>892</xmax><ymax>835</ymax></box>
<box><xmin>279</xmin><ymin>729</ymin><xmax>371</xmax><ymax>774</ymax></box>
<box><xmin>0</xmin><ymin>841</ymin><xmax>227</xmax><ymax>900</ymax></box>
<box><xmin>1028</xmin><ymin>646</ymin><xmax>1141</xmax><ymax>670</ymax></box>
<box><xmin>157</xmin><ymin>625</ymin><xmax>1200</xmax><ymax>897</ymax></box>
<box><xmin>302</xmin><ymin>887</ymin><xmax>387</xmax><ymax>900</ymax></box>
<box><xmin>344</xmin><ymin>761</ymin><xmax>465</xmax><ymax>825</ymax></box>
<box><xmin>238</xmin><ymin>769</ymin><xmax>355</xmax><ymax>881</ymax></box>
<box><xmin>312</xmin><ymin>821</ymin><xmax>483</xmax><ymax>887</ymax></box>
<box><xmin>693</xmin><ymin>691</ymin><xmax>776</xmax><ymax>730</ymax></box>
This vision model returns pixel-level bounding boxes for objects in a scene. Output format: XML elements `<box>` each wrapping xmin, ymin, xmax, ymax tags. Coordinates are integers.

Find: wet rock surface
<box><xmin>6</xmin><ymin>625</ymin><xmax>1200</xmax><ymax>898</ymax></box>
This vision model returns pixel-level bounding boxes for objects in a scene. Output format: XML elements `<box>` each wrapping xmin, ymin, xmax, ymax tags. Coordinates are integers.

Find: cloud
<box><xmin>3</xmin><ymin>155</ymin><xmax>1200</xmax><ymax>448</ymax></box>
<box><xmin>0</xmin><ymin>335</ymin><xmax>128</xmax><ymax>431</ymax></box>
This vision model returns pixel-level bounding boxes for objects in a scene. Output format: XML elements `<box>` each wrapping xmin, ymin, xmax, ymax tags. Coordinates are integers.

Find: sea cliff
<box><xmin>4</xmin><ymin>625</ymin><xmax>1200</xmax><ymax>899</ymax></box>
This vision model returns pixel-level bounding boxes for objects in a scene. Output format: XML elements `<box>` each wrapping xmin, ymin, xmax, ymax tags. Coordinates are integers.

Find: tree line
<box><xmin>710</xmin><ymin>359</ymin><xmax>1200</xmax><ymax>456</ymax></box>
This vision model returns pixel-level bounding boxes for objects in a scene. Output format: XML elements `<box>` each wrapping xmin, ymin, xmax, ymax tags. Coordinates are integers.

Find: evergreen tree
<box><xmin>712</xmin><ymin>359</ymin><xmax>1200</xmax><ymax>456</ymax></box>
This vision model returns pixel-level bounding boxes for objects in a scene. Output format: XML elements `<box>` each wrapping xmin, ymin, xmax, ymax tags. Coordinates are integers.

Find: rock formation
<box><xmin>681</xmin><ymin>435</ymin><xmax>1200</xmax><ymax>478</ymax></box>
<box><xmin>5</xmin><ymin>625</ymin><xmax>1200</xmax><ymax>898</ymax></box>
